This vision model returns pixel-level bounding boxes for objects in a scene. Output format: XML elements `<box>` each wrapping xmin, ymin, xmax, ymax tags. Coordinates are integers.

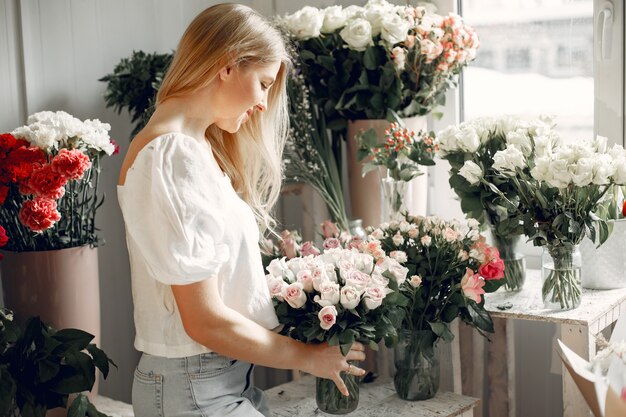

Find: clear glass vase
<box><xmin>490</xmin><ymin>231</ymin><xmax>526</xmax><ymax>292</ymax></box>
<box><xmin>541</xmin><ymin>244</ymin><xmax>582</xmax><ymax>310</ymax></box>
<box><xmin>315</xmin><ymin>360</ymin><xmax>360</xmax><ymax>414</ymax></box>
<box><xmin>393</xmin><ymin>330</ymin><xmax>439</xmax><ymax>401</ymax></box>
<box><xmin>380</xmin><ymin>176</ymin><xmax>409</xmax><ymax>224</ymax></box>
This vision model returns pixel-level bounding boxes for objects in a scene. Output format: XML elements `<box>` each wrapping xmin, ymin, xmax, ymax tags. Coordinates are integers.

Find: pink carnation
<box><xmin>28</xmin><ymin>164</ymin><xmax>67</xmax><ymax>199</ymax></box>
<box><xmin>18</xmin><ymin>196</ymin><xmax>61</xmax><ymax>232</ymax></box>
<box><xmin>51</xmin><ymin>149</ymin><xmax>91</xmax><ymax>180</ymax></box>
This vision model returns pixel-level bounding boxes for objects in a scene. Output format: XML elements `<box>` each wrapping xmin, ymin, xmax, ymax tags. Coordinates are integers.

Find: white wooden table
<box><xmin>266</xmin><ymin>375</ymin><xmax>479</xmax><ymax>416</ymax></box>
<box><xmin>471</xmin><ymin>270</ymin><xmax>626</xmax><ymax>417</ymax></box>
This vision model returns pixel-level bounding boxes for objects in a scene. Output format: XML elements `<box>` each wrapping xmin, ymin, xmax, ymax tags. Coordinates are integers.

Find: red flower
<box><xmin>18</xmin><ymin>196</ymin><xmax>61</xmax><ymax>232</ymax></box>
<box><xmin>110</xmin><ymin>139</ymin><xmax>120</xmax><ymax>155</ymax></box>
<box><xmin>479</xmin><ymin>247</ymin><xmax>505</xmax><ymax>281</ymax></box>
<box><xmin>28</xmin><ymin>164</ymin><xmax>67</xmax><ymax>199</ymax></box>
<box><xmin>51</xmin><ymin>149</ymin><xmax>91</xmax><ymax>180</ymax></box>
<box><xmin>0</xmin><ymin>184</ymin><xmax>8</xmax><ymax>205</ymax></box>
<box><xmin>0</xmin><ymin>225</ymin><xmax>8</xmax><ymax>247</ymax></box>
<box><xmin>622</xmin><ymin>201</ymin><xmax>626</xmax><ymax>218</ymax></box>
<box><xmin>0</xmin><ymin>133</ymin><xmax>17</xmax><ymax>154</ymax></box>
<box><xmin>0</xmin><ymin>144</ymin><xmax>46</xmax><ymax>184</ymax></box>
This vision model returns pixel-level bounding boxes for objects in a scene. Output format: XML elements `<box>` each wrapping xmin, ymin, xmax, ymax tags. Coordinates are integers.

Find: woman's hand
<box><xmin>301</xmin><ymin>342</ymin><xmax>367</xmax><ymax>396</ymax></box>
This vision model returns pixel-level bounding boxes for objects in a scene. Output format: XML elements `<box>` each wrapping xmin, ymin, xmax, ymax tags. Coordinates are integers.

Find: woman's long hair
<box><xmin>156</xmin><ymin>3</ymin><xmax>291</xmax><ymax>234</ymax></box>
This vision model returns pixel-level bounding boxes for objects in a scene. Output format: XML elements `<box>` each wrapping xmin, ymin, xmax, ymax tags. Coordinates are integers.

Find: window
<box><xmin>428</xmin><ymin>0</ymin><xmax>624</xmax><ymax>244</ymax></box>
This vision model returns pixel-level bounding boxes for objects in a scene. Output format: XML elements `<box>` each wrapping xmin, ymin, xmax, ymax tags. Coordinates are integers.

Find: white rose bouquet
<box><xmin>488</xmin><ymin>130</ymin><xmax>626</xmax><ymax>310</ymax></box>
<box><xmin>278</xmin><ymin>0</ymin><xmax>479</xmax><ymax>131</ymax></box>
<box><xmin>437</xmin><ymin>115</ymin><xmax>559</xmax><ymax>291</ymax></box>
<box><xmin>266</xmin><ymin>236</ymin><xmax>408</xmax><ymax>412</ymax></box>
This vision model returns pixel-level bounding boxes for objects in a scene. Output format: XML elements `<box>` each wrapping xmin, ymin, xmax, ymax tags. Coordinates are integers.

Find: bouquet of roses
<box><xmin>489</xmin><ymin>133</ymin><xmax>626</xmax><ymax>309</ymax></box>
<box><xmin>0</xmin><ymin>111</ymin><xmax>117</xmax><ymax>252</ymax></box>
<box><xmin>279</xmin><ymin>0</ymin><xmax>479</xmax><ymax>131</ymax></box>
<box><xmin>370</xmin><ymin>215</ymin><xmax>504</xmax><ymax>340</ymax></box>
<box><xmin>266</xmin><ymin>235</ymin><xmax>407</xmax><ymax>411</ymax></box>
<box><xmin>437</xmin><ymin>115</ymin><xmax>559</xmax><ymax>290</ymax></box>
<box><xmin>370</xmin><ymin>214</ymin><xmax>504</xmax><ymax>399</ymax></box>
<box><xmin>265</xmin><ymin>236</ymin><xmax>407</xmax><ymax>354</ymax></box>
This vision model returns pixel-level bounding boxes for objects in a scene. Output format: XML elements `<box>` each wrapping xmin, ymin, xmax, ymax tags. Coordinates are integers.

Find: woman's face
<box><xmin>213</xmin><ymin>60</ymin><xmax>281</xmax><ymax>133</ymax></box>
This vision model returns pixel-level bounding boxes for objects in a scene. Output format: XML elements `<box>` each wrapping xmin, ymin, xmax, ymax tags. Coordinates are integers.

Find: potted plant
<box><xmin>0</xmin><ymin>310</ymin><xmax>115</xmax><ymax>417</ymax></box>
<box><xmin>0</xmin><ymin>111</ymin><xmax>117</xmax><ymax>361</ymax></box>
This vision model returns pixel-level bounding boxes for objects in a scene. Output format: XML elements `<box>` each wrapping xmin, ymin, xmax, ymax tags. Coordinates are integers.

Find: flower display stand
<box><xmin>459</xmin><ymin>269</ymin><xmax>626</xmax><ymax>417</ymax></box>
<box><xmin>266</xmin><ymin>375</ymin><xmax>479</xmax><ymax>417</ymax></box>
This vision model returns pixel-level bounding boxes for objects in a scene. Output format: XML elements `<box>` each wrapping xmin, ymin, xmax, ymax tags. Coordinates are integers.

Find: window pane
<box><xmin>462</xmin><ymin>0</ymin><xmax>594</xmax><ymax>142</ymax></box>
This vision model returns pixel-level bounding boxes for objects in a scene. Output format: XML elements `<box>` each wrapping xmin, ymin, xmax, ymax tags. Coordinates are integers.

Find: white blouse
<box><xmin>117</xmin><ymin>132</ymin><xmax>279</xmax><ymax>358</ymax></box>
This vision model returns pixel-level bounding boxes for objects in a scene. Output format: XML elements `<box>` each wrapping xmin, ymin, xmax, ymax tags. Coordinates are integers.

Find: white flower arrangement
<box><xmin>12</xmin><ymin>111</ymin><xmax>115</xmax><ymax>155</ymax></box>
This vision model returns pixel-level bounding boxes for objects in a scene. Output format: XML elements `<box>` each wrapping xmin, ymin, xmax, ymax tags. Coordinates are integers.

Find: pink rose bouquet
<box><xmin>266</xmin><ymin>241</ymin><xmax>408</xmax><ymax>353</ymax></box>
<box><xmin>371</xmin><ymin>214</ymin><xmax>505</xmax><ymax>342</ymax></box>
<box><xmin>0</xmin><ymin>111</ymin><xmax>116</xmax><ymax>252</ymax></box>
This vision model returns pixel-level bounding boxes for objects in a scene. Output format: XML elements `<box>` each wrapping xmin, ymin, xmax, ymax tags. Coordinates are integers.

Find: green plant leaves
<box><xmin>0</xmin><ymin>315</ymin><xmax>115</xmax><ymax>416</ymax></box>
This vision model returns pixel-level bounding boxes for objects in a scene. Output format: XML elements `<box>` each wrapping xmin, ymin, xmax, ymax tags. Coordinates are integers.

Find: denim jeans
<box><xmin>132</xmin><ymin>352</ymin><xmax>271</xmax><ymax>417</ymax></box>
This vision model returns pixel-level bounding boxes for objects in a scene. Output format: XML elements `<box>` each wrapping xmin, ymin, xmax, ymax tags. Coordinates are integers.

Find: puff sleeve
<box><xmin>120</xmin><ymin>134</ymin><xmax>230</xmax><ymax>285</ymax></box>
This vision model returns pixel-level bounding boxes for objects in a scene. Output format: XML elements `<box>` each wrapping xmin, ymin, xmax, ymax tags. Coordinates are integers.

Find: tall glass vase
<box><xmin>541</xmin><ymin>244</ymin><xmax>582</xmax><ymax>310</ymax></box>
<box><xmin>393</xmin><ymin>330</ymin><xmax>439</xmax><ymax>401</ymax></box>
<box><xmin>380</xmin><ymin>176</ymin><xmax>409</xmax><ymax>224</ymax></box>
<box><xmin>315</xmin><ymin>361</ymin><xmax>360</xmax><ymax>414</ymax></box>
<box><xmin>490</xmin><ymin>231</ymin><xmax>526</xmax><ymax>291</ymax></box>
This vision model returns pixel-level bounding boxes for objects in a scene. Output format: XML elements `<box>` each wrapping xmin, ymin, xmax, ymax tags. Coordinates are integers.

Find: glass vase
<box><xmin>380</xmin><ymin>176</ymin><xmax>409</xmax><ymax>224</ymax></box>
<box><xmin>348</xmin><ymin>218</ymin><xmax>367</xmax><ymax>240</ymax></box>
<box><xmin>490</xmin><ymin>231</ymin><xmax>526</xmax><ymax>291</ymax></box>
<box><xmin>315</xmin><ymin>360</ymin><xmax>360</xmax><ymax>414</ymax></box>
<box><xmin>541</xmin><ymin>244</ymin><xmax>582</xmax><ymax>310</ymax></box>
<box><xmin>393</xmin><ymin>330</ymin><xmax>439</xmax><ymax>401</ymax></box>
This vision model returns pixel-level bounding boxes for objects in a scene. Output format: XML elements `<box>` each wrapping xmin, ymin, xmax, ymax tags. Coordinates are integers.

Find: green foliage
<box><xmin>99</xmin><ymin>51</ymin><xmax>172</xmax><ymax>138</ymax></box>
<box><xmin>0</xmin><ymin>311</ymin><xmax>116</xmax><ymax>417</ymax></box>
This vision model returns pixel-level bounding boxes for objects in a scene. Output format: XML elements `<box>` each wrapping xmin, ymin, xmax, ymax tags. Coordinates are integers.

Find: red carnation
<box><xmin>0</xmin><ymin>225</ymin><xmax>8</xmax><ymax>247</ymax></box>
<box><xmin>110</xmin><ymin>139</ymin><xmax>120</xmax><ymax>156</ymax></box>
<box><xmin>28</xmin><ymin>164</ymin><xmax>67</xmax><ymax>199</ymax></box>
<box><xmin>18</xmin><ymin>196</ymin><xmax>61</xmax><ymax>232</ymax></box>
<box><xmin>0</xmin><ymin>185</ymin><xmax>8</xmax><ymax>205</ymax></box>
<box><xmin>0</xmin><ymin>133</ymin><xmax>17</xmax><ymax>154</ymax></box>
<box><xmin>0</xmin><ymin>145</ymin><xmax>46</xmax><ymax>184</ymax></box>
<box><xmin>51</xmin><ymin>149</ymin><xmax>91</xmax><ymax>180</ymax></box>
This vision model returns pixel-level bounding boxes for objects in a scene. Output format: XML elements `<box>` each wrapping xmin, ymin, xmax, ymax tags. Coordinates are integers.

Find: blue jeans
<box><xmin>132</xmin><ymin>352</ymin><xmax>271</xmax><ymax>417</ymax></box>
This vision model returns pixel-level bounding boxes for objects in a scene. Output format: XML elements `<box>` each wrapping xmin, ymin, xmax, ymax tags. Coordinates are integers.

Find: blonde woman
<box><xmin>117</xmin><ymin>4</ymin><xmax>365</xmax><ymax>417</ymax></box>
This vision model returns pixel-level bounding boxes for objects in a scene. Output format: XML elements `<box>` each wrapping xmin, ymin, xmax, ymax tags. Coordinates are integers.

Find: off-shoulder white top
<box><xmin>117</xmin><ymin>132</ymin><xmax>279</xmax><ymax>358</ymax></box>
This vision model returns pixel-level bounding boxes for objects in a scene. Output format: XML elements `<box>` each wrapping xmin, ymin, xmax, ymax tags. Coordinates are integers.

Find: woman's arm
<box><xmin>171</xmin><ymin>278</ymin><xmax>365</xmax><ymax>396</ymax></box>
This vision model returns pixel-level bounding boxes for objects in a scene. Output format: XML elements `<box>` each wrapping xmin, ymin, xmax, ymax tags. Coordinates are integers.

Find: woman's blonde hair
<box><xmin>156</xmin><ymin>3</ymin><xmax>291</xmax><ymax>234</ymax></box>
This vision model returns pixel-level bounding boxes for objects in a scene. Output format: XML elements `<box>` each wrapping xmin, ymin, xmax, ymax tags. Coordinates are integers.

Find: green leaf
<box><xmin>363</xmin><ymin>46</ymin><xmax>378</xmax><ymax>70</ymax></box>
<box><xmin>53</xmin><ymin>328</ymin><xmax>95</xmax><ymax>352</ymax></box>
<box><xmin>428</xmin><ymin>322</ymin><xmax>454</xmax><ymax>342</ymax></box>
<box><xmin>466</xmin><ymin>302</ymin><xmax>495</xmax><ymax>333</ymax></box>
